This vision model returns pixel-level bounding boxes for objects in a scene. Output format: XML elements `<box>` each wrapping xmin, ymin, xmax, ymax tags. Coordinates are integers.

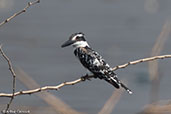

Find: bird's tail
<box><xmin>105</xmin><ymin>75</ymin><xmax>120</xmax><ymax>88</ymax></box>
<box><xmin>105</xmin><ymin>74</ymin><xmax>132</xmax><ymax>94</ymax></box>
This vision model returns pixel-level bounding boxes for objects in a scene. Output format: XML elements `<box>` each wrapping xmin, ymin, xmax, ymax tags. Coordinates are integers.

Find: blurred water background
<box><xmin>0</xmin><ymin>0</ymin><xmax>171</xmax><ymax>114</ymax></box>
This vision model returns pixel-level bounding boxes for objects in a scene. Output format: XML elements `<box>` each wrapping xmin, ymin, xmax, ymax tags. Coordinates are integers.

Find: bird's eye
<box><xmin>75</xmin><ymin>36</ymin><xmax>80</xmax><ymax>40</ymax></box>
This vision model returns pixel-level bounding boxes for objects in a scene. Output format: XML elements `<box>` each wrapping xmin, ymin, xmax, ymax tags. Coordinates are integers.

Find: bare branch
<box><xmin>148</xmin><ymin>20</ymin><xmax>171</xmax><ymax>103</ymax></box>
<box><xmin>112</xmin><ymin>55</ymin><xmax>171</xmax><ymax>71</ymax></box>
<box><xmin>0</xmin><ymin>0</ymin><xmax>40</xmax><ymax>27</ymax></box>
<box><xmin>0</xmin><ymin>0</ymin><xmax>39</xmax><ymax>112</ymax></box>
<box><xmin>0</xmin><ymin>45</ymin><xmax>16</xmax><ymax>113</ymax></box>
<box><xmin>0</xmin><ymin>0</ymin><xmax>40</xmax><ymax>112</ymax></box>
<box><xmin>0</xmin><ymin>78</ymin><xmax>84</xmax><ymax>97</ymax></box>
<box><xmin>98</xmin><ymin>89</ymin><xmax>124</xmax><ymax>114</ymax></box>
<box><xmin>0</xmin><ymin>55</ymin><xmax>171</xmax><ymax>97</ymax></box>
<box><xmin>138</xmin><ymin>100</ymin><xmax>171</xmax><ymax>114</ymax></box>
<box><xmin>16</xmin><ymin>68</ymin><xmax>83</xmax><ymax>114</ymax></box>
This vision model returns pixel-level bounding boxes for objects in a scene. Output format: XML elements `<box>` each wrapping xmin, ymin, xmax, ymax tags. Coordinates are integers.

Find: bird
<box><xmin>61</xmin><ymin>32</ymin><xmax>132</xmax><ymax>94</ymax></box>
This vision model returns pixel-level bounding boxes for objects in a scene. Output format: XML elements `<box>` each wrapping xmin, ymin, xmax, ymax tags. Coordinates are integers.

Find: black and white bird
<box><xmin>61</xmin><ymin>32</ymin><xmax>132</xmax><ymax>94</ymax></box>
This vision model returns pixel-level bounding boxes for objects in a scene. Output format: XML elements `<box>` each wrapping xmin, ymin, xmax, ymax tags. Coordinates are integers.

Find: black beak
<box><xmin>61</xmin><ymin>40</ymin><xmax>75</xmax><ymax>48</ymax></box>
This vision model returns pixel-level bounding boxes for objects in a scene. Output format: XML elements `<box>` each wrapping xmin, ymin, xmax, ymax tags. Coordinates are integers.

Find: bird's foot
<box><xmin>81</xmin><ymin>74</ymin><xmax>93</xmax><ymax>81</ymax></box>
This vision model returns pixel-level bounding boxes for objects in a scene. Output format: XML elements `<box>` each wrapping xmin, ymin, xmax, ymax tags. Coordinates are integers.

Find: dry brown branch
<box><xmin>0</xmin><ymin>0</ymin><xmax>40</xmax><ymax>27</ymax></box>
<box><xmin>0</xmin><ymin>77</ymin><xmax>84</xmax><ymax>97</ymax></box>
<box><xmin>0</xmin><ymin>0</ymin><xmax>40</xmax><ymax>112</ymax></box>
<box><xmin>16</xmin><ymin>68</ymin><xmax>83</xmax><ymax>114</ymax></box>
<box><xmin>138</xmin><ymin>100</ymin><xmax>171</xmax><ymax>114</ymax></box>
<box><xmin>112</xmin><ymin>55</ymin><xmax>171</xmax><ymax>71</ymax></box>
<box><xmin>98</xmin><ymin>89</ymin><xmax>124</xmax><ymax>114</ymax></box>
<box><xmin>149</xmin><ymin>20</ymin><xmax>171</xmax><ymax>103</ymax></box>
<box><xmin>0</xmin><ymin>45</ymin><xmax>16</xmax><ymax>113</ymax></box>
<box><xmin>149</xmin><ymin>20</ymin><xmax>171</xmax><ymax>80</ymax></box>
<box><xmin>0</xmin><ymin>55</ymin><xmax>171</xmax><ymax>97</ymax></box>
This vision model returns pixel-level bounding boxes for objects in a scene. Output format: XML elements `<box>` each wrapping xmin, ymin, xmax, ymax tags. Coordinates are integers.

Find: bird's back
<box><xmin>74</xmin><ymin>46</ymin><xmax>120</xmax><ymax>88</ymax></box>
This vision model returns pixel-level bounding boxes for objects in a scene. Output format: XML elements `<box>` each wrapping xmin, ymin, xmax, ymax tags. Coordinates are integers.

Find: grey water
<box><xmin>0</xmin><ymin>0</ymin><xmax>171</xmax><ymax>113</ymax></box>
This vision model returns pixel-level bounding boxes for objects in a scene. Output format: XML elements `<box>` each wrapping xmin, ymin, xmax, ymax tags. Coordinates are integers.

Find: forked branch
<box><xmin>0</xmin><ymin>0</ymin><xmax>40</xmax><ymax>27</ymax></box>
<box><xmin>0</xmin><ymin>0</ymin><xmax>40</xmax><ymax>113</ymax></box>
<box><xmin>0</xmin><ymin>45</ymin><xmax>16</xmax><ymax>113</ymax></box>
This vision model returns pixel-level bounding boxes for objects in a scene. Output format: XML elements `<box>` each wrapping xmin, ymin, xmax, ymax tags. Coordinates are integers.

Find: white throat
<box><xmin>72</xmin><ymin>41</ymin><xmax>89</xmax><ymax>48</ymax></box>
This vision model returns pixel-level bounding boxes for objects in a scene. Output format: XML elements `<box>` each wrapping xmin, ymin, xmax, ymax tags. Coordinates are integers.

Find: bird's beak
<box><xmin>61</xmin><ymin>40</ymin><xmax>75</xmax><ymax>48</ymax></box>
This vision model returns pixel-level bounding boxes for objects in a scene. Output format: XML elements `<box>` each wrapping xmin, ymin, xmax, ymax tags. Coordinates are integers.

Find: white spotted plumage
<box><xmin>61</xmin><ymin>32</ymin><xmax>132</xmax><ymax>94</ymax></box>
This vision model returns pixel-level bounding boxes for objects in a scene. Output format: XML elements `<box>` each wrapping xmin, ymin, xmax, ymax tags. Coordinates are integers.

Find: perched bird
<box><xmin>61</xmin><ymin>32</ymin><xmax>132</xmax><ymax>94</ymax></box>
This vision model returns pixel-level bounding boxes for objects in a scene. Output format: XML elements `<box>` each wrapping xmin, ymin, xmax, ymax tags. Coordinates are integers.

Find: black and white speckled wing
<box><xmin>74</xmin><ymin>46</ymin><xmax>120</xmax><ymax>88</ymax></box>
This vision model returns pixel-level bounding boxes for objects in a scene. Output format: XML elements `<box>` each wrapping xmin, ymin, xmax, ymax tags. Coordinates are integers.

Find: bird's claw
<box><xmin>81</xmin><ymin>74</ymin><xmax>92</xmax><ymax>81</ymax></box>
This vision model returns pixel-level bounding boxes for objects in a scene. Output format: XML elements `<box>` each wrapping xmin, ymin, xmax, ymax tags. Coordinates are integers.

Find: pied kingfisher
<box><xmin>61</xmin><ymin>32</ymin><xmax>132</xmax><ymax>94</ymax></box>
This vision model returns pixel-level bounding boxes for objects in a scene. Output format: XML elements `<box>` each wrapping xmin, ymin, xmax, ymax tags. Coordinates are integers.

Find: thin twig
<box><xmin>0</xmin><ymin>0</ymin><xmax>39</xmax><ymax>112</ymax></box>
<box><xmin>112</xmin><ymin>55</ymin><xmax>171</xmax><ymax>71</ymax></box>
<box><xmin>16</xmin><ymin>68</ymin><xmax>83</xmax><ymax>114</ymax></box>
<box><xmin>0</xmin><ymin>55</ymin><xmax>171</xmax><ymax>97</ymax></box>
<box><xmin>0</xmin><ymin>45</ymin><xmax>16</xmax><ymax>113</ymax></box>
<box><xmin>0</xmin><ymin>0</ymin><xmax>40</xmax><ymax>112</ymax></box>
<box><xmin>148</xmin><ymin>20</ymin><xmax>171</xmax><ymax>103</ymax></box>
<box><xmin>0</xmin><ymin>0</ymin><xmax>40</xmax><ymax>27</ymax></box>
<box><xmin>0</xmin><ymin>78</ymin><xmax>85</xmax><ymax>97</ymax></box>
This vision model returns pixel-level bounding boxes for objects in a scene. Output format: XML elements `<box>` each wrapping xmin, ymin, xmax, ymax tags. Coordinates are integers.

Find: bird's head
<box><xmin>61</xmin><ymin>32</ymin><xmax>89</xmax><ymax>48</ymax></box>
